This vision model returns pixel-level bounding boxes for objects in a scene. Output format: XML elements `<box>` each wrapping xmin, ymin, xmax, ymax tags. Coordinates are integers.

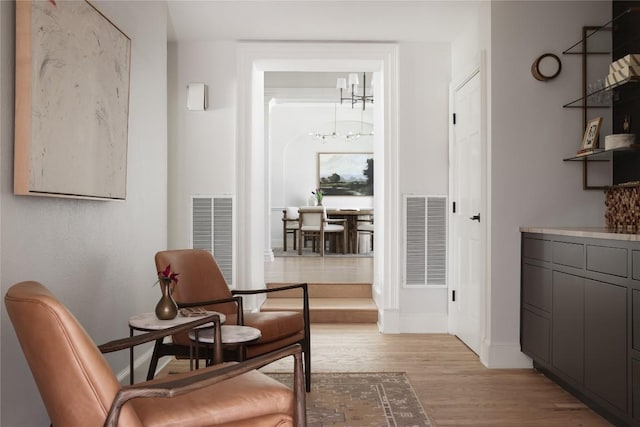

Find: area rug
<box><xmin>269</xmin><ymin>372</ymin><xmax>431</xmax><ymax>427</ymax></box>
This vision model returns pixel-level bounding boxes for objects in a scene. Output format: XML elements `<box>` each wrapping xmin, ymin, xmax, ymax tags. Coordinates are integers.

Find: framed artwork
<box><xmin>581</xmin><ymin>117</ymin><xmax>603</xmax><ymax>151</ymax></box>
<box><xmin>318</xmin><ymin>152</ymin><xmax>374</xmax><ymax>196</ymax></box>
<box><xmin>14</xmin><ymin>0</ymin><xmax>131</xmax><ymax>200</ymax></box>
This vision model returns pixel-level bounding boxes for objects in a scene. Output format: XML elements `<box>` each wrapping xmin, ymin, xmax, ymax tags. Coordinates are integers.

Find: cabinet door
<box><xmin>585</xmin><ymin>279</ymin><xmax>627</xmax><ymax>411</ymax></box>
<box><xmin>552</xmin><ymin>271</ymin><xmax>584</xmax><ymax>384</ymax></box>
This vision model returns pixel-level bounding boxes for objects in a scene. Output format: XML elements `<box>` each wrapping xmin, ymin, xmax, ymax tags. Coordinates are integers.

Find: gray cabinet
<box><xmin>552</xmin><ymin>271</ymin><xmax>585</xmax><ymax>384</ymax></box>
<box><xmin>521</xmin><ymin>232</ymin><xmax>635</xmax><ymax>426</ymax></box>
<box><xmin>584</xmin><ymin>278</ymin><xmax>627</xmax><ymax>411</ymax></box>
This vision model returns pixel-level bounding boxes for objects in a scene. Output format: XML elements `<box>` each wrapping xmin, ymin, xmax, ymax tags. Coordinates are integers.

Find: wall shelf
<box><xmin>562</xmin><ymin>6</ymin><xmax>640</xmax><ymax>190</ymax></box>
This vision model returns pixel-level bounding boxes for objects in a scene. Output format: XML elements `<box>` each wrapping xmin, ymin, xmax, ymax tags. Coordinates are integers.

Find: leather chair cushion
<box><xmin>243</xmin><ymin>311</ymin><xmax>304</xmax><ymax>344</ymax></box>
<box><xmin>131</xmin><ymin>366</ymin><xmax>294</xmax><ymax>427</ymax></box>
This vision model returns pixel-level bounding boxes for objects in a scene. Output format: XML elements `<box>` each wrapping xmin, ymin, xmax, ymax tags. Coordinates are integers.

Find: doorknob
<box><xmin>470</xmin><ymin>213</ymin><xmax>481</xmax><ymax>222</ymax></box>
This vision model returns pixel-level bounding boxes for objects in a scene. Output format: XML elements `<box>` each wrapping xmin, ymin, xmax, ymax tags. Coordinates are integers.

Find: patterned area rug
<box><xmin>269</xmin><ymin>372</ymin><xmax>431</xmax><ymax>427</ymax></box>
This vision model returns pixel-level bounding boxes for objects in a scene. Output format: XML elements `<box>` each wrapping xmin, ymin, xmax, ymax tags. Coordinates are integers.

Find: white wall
<box><xmin>168</xmin><ymin>40</ymin><xmax>452</xmax><ymax>331</ymax></box>
<box><xmin>167</xmin><ymin>41</ymin><xmax>237</xmax><ymax>250</ymax></box>
<box><xmin>0</xmin><ymin>1</ymin><xmax>168</xmax><ymax>425</ymax></box>
<box><xmin>488</xmin><ymin>0</ymin><xmax>610</xmax><ymax>367</ymax></box>
<box><xmin>396</xmin><ymin>42</ymin><xmax>451</xmax><ymax>331</ymax></box>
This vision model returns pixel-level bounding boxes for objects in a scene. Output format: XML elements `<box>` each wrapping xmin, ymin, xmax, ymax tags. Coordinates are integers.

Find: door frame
<box><xmin>236</xmin><ymin>42</ymin><xmax>402</xmax><ymax>331</ymax></box>
<box><xmin>447</xmin><ymin>52</ymin><xmax>489</xmax><ymax>363</ymax></box>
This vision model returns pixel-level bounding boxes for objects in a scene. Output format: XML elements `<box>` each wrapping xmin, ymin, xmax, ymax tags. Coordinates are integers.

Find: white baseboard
<box><xmin>480</xmin><ymin>339</ymin><xmax>533</xmax><ymax>368</ymax></box>
<box><xmin>114</xmin><ymin>346</ymin><xmax>172</xmax><ymax>384</ymax></box>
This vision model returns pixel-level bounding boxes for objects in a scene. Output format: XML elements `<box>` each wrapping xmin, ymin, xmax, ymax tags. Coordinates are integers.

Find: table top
<box><xmin>326</xmin><ymin>208</ymin><xmax>373</xmax><ymax>216</ymax></box>
<box><xmin>128</xmin><ymin>311</ymin><xmax>226</xmax><ymax>331</ymax></box>
<box><xmin>189</xmin><ymin>325</ymin><xmax>261</xmax><ymax>344</ymax></box>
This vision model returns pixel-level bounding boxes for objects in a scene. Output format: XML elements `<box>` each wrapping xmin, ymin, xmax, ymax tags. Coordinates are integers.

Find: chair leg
<box><xmin>283</xmin><ymin>228</ymin><xmax>288</xmax><ymax>252</ymax></box>
<box><xmin>146</xmin><ymin>339</ymin><xmax>164</xmax><ymax>380</ymax></box>
<box><xmin>304</xmin><ymin>340</ymin><xmax>311</xmax><ymax>393</ymax></box>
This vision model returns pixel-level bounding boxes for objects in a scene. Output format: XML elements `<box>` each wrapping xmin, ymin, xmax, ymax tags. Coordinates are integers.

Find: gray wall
<box><xmin>0</xmin><ymin>1</ymin><xmax>168</xmax><ymax>425</ymax></box>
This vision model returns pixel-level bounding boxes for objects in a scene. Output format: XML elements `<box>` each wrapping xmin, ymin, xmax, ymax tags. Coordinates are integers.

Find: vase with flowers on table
<box><xmin>154</xmin><ymin>265</ymin><xmax>179</xmax><ymax>320</ymax></box>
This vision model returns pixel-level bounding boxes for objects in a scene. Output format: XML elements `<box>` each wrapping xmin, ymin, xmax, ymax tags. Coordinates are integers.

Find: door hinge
<box><xmin>452</xmin><ymin>290</ymin><xmax>456</xmax><ymax>302</ymax></box>
<box><xmin>452</xmin><ymin>201</ymin><xmax>456</xmax><ymax>213</ymax></box>
<box><xmin>452</xmin><ymin>113</ymin><xmax>456</xmax><ymax>125</ymax></box>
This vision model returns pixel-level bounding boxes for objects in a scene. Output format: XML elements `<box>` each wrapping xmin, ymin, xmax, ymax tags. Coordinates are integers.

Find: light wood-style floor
<box><xmin>260</xmin><ymin>256</ymin><xmax>611</xmax><ymax>426</ymax></box>
<box><xmin>263</xmin><ymin>324</ymin><xmax>611</xmax><ymax>427</ymax></box>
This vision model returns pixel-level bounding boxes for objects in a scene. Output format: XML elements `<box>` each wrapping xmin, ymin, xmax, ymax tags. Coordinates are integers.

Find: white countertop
<box><xmin>520</xmin><ymin>226</ymin><xmax>640</xmax><ymax>241</ymax></box>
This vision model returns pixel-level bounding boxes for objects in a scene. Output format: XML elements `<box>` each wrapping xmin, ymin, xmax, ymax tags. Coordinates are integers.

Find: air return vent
<box><xmin>191</xmin><ymin>195</ymin><xmax>234</xmax><ymax>286</ymax></box>
<box><xmin>404</xmin><ymin>195</ymin><xmax>447</xmax><ymax>287</ymax></box>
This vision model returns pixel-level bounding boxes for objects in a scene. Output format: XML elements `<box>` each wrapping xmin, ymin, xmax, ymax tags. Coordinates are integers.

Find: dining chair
<box><xmin>152</xmin><ymin>249</ymin><xmax>312</xmax><ymax>392</ymax></box>
<box><xmin>5</xmin><ymin>281</ymin><xmax>306</xmax><ymax>427</ymax></box>
<box><xmin>282</xmin><ymin>207</ymin><xmax>299</xmax><ymax>251</ymax></box>
<box><xmin>357</xmin><ymin>215</ymin><xmax>375</xmax><ymax>253</ymax></box>
<box><xmin>298</xmin><ymin>206</ymin><xmax>346</xmax><ymax>256</ymax></box>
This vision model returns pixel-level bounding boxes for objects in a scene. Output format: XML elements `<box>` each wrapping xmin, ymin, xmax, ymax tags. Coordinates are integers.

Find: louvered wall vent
<box><xmin>404</xmin><ymin>195</ymin><xmax>447</xmax><ymax>287</ymax></box>
<box><xmin>191</xmin><ymin>195</ymin><xmax>234</xmax><ymax>286</ymax></box>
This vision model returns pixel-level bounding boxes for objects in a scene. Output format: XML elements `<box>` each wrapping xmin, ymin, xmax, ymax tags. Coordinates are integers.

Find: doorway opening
<box><xmin>236</xmin><ymin>42</ymin><xmax>399</xmax><ymax>331</ymax></box>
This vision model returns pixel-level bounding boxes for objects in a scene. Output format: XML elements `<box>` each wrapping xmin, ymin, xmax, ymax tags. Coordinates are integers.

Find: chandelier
<box><xmin>309</xmin><ymin>104</ymin><xmax>374</xmax><ymax>142</ymax></box>
<box><xmin>336</xmin><ymin>73</ymin><xmax>374</xmax><ymax>110</ymax></box>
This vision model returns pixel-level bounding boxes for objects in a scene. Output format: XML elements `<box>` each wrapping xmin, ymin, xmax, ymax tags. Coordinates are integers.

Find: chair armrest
<box><xmin>232</xmin><ymin>282</ymin><xmax>308</xmax><ymax>297</ymax></box>
<box><xmin>233</xmin><ymin>284</ymin><xmax>310</xmax><ymax>354</ymax></box>
<box><xmin>104</xmin><ymin>344</ymin><xmax>306</xmax><ymax>427</ymax></box>
<box><xmin>98</xmin><ymin>314</ymin><xmax>223</xmax><ymax>354</ymax></box>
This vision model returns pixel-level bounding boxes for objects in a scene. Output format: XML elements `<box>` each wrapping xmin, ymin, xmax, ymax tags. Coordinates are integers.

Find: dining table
<box><xmin>326</xmin><ymin>208</ymin><xmax>374</xmax><ymax>254</ymax></box>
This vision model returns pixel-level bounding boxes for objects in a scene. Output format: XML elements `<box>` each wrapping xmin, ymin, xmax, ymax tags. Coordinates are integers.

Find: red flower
<box><xmin>155</xmin><ymin>265</ymin><xmax>180</xmax><ymax>295</ymax></box>
<box><xmin>159</xmin><ymin>264</ymin><xmax>179</xmax><ymax>283</ymax></box>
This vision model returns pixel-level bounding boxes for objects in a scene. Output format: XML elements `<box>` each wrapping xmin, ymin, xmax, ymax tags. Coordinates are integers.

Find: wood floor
<box><xmin>259</xmin><ymin>256</ymin><xmax>612</xmax><ymax>426</ymax></box>
<box><xmin>263</xmin><ymin>324</ymin><xmax>611</xmax><ymax>427</ymax></box>
<box><xmin>162</xmin><ymin>323</ymin><xmax>611</xmax><ymax>426</ymax></box>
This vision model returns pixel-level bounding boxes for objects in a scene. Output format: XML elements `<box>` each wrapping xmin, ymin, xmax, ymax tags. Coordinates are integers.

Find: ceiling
<box><xmin>166</xmin><ymin>1</ymin><xmax>482</xmax><ymax>43</ymax></box>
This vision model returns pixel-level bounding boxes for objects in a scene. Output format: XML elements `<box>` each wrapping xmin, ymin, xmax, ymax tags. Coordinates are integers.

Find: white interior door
<box><xmin>450</xmin><ymin>70</ymin><xmax>483</xmax><ymax>355</ymax></box>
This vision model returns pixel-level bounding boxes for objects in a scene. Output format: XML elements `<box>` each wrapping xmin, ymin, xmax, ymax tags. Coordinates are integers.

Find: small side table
<box><xmin>188</xmin><ymin>325</ymin><xmax>261</xmax><ymax>369</ymax></box>
<box><xmin>128</xmin><ymin>311</ymin><xmax>226</xmax><ymax>384</ymax></box>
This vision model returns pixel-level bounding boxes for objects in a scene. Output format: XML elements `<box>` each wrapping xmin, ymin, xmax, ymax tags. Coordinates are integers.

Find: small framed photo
<box><xmin>581</xmin><ymin>117</ymin><xmax>603</xmax><ymax>151</ymax></box>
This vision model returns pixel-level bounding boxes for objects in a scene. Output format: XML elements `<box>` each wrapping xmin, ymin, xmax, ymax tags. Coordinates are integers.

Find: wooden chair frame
<box><xmin>147</xmin><ymin>283</ymin><xmax>312</xmax><ymax>393</ymax></box>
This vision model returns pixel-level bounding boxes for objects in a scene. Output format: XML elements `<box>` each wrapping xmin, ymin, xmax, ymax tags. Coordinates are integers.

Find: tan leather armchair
<box><xmin>5</xmin><ymin>281</ymin><xmax>306</xmax><ymax>427</ymax></box>
<box><xmin>151</xmin><ymin>250</ymin><xmax>311</xmax><ymax>392</ymax></box>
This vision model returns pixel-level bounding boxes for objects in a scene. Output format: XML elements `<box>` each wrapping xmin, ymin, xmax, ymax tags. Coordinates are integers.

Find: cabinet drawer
<box><xmin>522</xmin><ymin>263</ymin><xmax>551</xmax><ymax>312</ymax></box>
<box><xmin>553</xmin><ymin>241</ymin><xmax>584</xmax><ymax>269</ymax></box>
<box><xmin>523</xmin><ymin>237</ymin><xmax>551</xmax><ymax>262</ymax></box>
<box><xmin>522</xmin><ymin>309</ymin><xmax>550</xmax><ymax>362</ymax></box>
<box><xmin>586</xmin><ymin>244</ymin><xmax>627</xmax><ymax>278</ymax></box>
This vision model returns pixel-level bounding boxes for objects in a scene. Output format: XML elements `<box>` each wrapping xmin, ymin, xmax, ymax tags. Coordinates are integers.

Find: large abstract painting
<box><xmin>318</xmin><ymin>152</ymin><xmax>374</xmax><ymax>196</ymax></box>
<box><xmin>14</xmin><ymin>0</ymin><xmax>131</xmax><ymax>200</ymax></box>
